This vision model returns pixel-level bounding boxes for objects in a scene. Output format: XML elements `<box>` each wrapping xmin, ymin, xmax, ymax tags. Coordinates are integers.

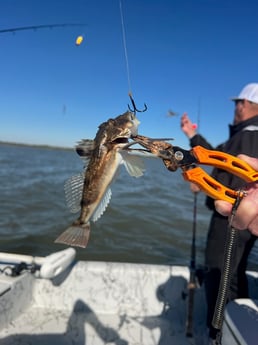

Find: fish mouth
<box><xmin>111</xmin><ymin>137</ymin><xmax>130</xmax><ymax>144</ymax></box>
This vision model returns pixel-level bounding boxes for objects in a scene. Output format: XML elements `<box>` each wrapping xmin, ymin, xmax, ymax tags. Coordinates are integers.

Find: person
<box><xmin>215</xmin><ymin>154</ymin><xmax>258</xmax><ymax>236</ymax></box>
<box><xmin>180</xmin><ymin>83</ymin><xmax>258</xmax><ymax>340</ymax></box>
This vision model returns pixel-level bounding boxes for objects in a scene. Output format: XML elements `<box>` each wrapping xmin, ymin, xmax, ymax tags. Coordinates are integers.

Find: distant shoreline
<box><xmin>0</xmin><ymin>140</ymin><xmax>73</xmax><ymax>151</ymax></box>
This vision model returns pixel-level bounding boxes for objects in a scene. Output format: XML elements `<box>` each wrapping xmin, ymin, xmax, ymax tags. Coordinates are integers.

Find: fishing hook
<box><xmin>128</xmin><ymin>92</ymin><xmax>147</xmax><ymax>113</ymax></box>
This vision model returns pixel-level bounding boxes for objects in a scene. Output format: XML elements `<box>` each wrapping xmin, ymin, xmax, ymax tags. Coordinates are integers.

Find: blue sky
<box><xmin>1</xmin><ymin>0</ymin><xmax>258</xmax><ymax>149</ymax></box>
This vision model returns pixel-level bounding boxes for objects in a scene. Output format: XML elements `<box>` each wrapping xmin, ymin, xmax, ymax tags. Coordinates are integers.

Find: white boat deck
<box><xmin>1</xmin><ymin>254</ymin><xmax>258</xmax><ymax>345</ymax></box>
<box><xmin>0</xmin><ymin>260</ymin><xmax>208</xmax><ymax>345</ymax></box>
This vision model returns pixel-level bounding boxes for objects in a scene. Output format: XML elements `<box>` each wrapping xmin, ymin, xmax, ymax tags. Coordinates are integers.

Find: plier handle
<box><xmin>133</xmin><ymin>135</ymin><xmax>258</xmax><ymax>204</ymax></box>
<box><xmin>174</xmin><ymin>145</ymin><xmax>258</xmax><ymax>203</ymax></box>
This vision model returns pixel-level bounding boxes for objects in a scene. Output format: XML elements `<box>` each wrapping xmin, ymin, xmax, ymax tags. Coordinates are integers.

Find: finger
<box><xmin>237</xmin><ymin>154</ymin><xmax>258</xmax><ymax>171</ymax></box>
<box><xmin>190</xmin><ymin>182</ymin><xmax>200</xmax><ymax>193</ymax></box>
<box><xmin>232</xmin><ymin>198</ymin><xmax>258</xmax><ymax>230</ymax></box>
<box><xmin>214</xmin><ymin>200</ymin><xmax>232</xmax><ymax>217</ymax></box>
<box><xmin>181</xmin><ymin>114</ymin><xmax>187</xmax><ymax>126</ymax></box>
<box><xmin>248</xmin><ymin>217</ymin><xmax>258</xmax><ymax>236</ymax></box>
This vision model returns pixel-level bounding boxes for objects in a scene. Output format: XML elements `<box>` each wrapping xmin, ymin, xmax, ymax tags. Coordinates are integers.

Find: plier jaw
<box><xmin>168</xmin><ymin>146</ymin><xmax>198</xmax><ymax>170</ymax></box>
<box><xmin>133</xmin><ymin>135</ymin><xmax>258</xmax><ymax>204</ymax></box>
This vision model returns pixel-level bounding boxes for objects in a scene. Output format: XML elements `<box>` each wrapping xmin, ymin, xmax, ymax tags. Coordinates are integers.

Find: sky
<box><xmin>1</xmin><ymin>0</ymin><xmax>258</xmax><ymax>149</ymax></box>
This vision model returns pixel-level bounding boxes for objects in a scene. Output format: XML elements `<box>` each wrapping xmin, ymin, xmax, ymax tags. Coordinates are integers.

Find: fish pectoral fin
<box><xmin>92</xmin><ymin>188</ymin><xmax>112</xmax><ymax>222</ymax></box>
<box><xmin>120</xmin><ymin>151</ymin><xmax>145</xmax><ymax>177</ymax></box>
<box><xmin>64</xmin><ymin>173</ymin><xmax>84</xmax><ymax>213</ymax></box>
<box><xmin>54</xmin><ymin>224</ymin><xmax>90</xmax><ymax>248</ymax></box>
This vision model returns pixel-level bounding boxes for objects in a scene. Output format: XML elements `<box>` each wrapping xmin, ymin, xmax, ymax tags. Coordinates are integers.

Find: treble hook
<box><xmin>128</xmin><ymin>92</ymin><xmax>147</xmax><ymax>113</ymax></box>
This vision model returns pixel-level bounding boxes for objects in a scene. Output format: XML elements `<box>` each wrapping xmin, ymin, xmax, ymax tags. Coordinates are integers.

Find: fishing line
<box><xmin>119</xmin><ymin>0</ymin><xmax>147</xmax><ymax>113</ymax></box>
<box><xmin>119</xmin><ymin>0</ymin><xmax>132</xmax><ymax>95</ymax></box>
<box><xmin>197</xmin><ymin>97</ymin><xmax>201</xmax><ymax>132</ymax></box>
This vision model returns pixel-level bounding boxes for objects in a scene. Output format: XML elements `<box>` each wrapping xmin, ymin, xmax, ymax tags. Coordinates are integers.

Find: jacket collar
<box><xmin>229</xmin><ymin>115</ymin><xmax>258</xmax><ymax>137</ymax></box>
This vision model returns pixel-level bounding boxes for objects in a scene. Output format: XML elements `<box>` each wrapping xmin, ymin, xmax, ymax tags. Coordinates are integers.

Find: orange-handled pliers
<box><xmin>133</xmin><ymin>135</ymin><xmax>258</xmax><ymax>204</ymax></box>
<box><xmin>174</xmin><ymin>145</ymin><xmax>258</xmax><ymax>203</ymax></box>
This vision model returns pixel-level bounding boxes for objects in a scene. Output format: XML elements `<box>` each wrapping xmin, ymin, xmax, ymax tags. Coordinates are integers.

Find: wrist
<box><xmin>187</xmin><ymin>131</ymin><xmax>197</xmax><ymax>139</ymax></box>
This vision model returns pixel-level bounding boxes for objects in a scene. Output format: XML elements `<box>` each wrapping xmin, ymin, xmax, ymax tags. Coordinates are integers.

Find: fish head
<box><xmin>111</xmin><ymin>111</ymin><xmax>140</xmax><ymax>140</ymax></box>
<box><xmin>92</xmin><ymin>111</ymin><xmax>141</xmax><ymax>153</ymax></box>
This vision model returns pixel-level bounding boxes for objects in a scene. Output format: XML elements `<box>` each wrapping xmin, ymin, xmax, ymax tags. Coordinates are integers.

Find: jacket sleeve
<box><xmin>187</xmin><ymin>134</ymin><xmax>216</xmax><ymax>210</ymax></box>
<box><xmin>206</xmin><ymin>128</ymin><xmax>258</xmax><ymax>211</ymax></box>
<box><xmin>189</xmin><ymin>134</ymin><xmax>214</xmax><ymax>149</ymax></box>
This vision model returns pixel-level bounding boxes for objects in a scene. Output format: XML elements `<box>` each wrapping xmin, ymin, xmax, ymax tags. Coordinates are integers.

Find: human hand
<box><xmin>215</xmin><ymin>154</ymin><xmax>258</xmax><ymax>235</ymax></box>
<box><xmin>190</xmin><ymin>182</ymin><xmax>200</xmax><ymax>193</ymax></box>
<box><xmin>180</xmin><ymin>113</ymin><xmax>197</xmax><ymax>138</ymax></box>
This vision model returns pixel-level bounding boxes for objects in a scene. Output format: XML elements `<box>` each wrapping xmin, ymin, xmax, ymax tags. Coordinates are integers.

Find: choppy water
<box><xmin>1</xmin><ymin>143</ymin><xmax>258</xmax><ymax>270</ymax></box>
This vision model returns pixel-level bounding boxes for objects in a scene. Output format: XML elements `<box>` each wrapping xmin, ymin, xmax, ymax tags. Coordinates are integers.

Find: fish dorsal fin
<box><xmin>76</xmin><ymin>139</ymin><xmax>94</xmax><ymax>166</ymax></box>
<box><xmin>120</xmin><ymin>151</ymin><xmax>145</xmax><ymax>177</ymax></box>
<box><xmin>92</xmin><ymin>188</ymin><xmax>112</xmax><ymax>222</ymax></box>
<box><xmin>76</xmin><ymin>139</ymin><xmax>94</xmax><ymax>157</ymax></box>
<box><xmin>64</xmin><ymin>173</ymin><xmax>84</xmax><ymax>213</ymax></box>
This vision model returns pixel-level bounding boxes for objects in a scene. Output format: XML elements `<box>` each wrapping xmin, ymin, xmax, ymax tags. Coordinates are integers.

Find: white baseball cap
<box><xmin>231</xmin><ymin>83</ymin><xmax>258</xmax><ymax>104</ymax></box>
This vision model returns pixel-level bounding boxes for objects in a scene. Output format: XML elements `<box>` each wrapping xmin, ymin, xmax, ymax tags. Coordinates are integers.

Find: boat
<box><xmin>0</xmin><ymin>248</ymin><xmax>258</xmax><ymax>345</ymax></box>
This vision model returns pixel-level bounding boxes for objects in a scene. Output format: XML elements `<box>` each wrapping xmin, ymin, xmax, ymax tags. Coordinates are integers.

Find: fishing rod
<box><xmin>185</xmin><ymin>98</ymin><xmax>201</xmax><ymax>338</ymax></box>
<box><xmin>185</xmin><ymin>191</ymin><xmax>198</xmax><ymax>337</ymax></box>
<box><xmin>0</xmin><ymin>23</ymin><xmax>87</xmax><ymax>35</ymax></box>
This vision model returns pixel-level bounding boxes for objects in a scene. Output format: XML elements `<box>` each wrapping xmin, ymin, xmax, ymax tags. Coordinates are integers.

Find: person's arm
<box><xmin>215</xmin><ymin>154</ymin><xmax>258</xmax><ymax>235</ymax></box>
<box><xmin>180</xmin><ymin>113</ymin><xmax>214</xmax><ymax>149</ymax></box>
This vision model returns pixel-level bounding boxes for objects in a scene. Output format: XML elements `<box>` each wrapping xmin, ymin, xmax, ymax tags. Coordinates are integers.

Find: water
<box><xmin>1</xmin><ymin>143</ymin><xmax>258</xmax><ymax>270</ymax></box>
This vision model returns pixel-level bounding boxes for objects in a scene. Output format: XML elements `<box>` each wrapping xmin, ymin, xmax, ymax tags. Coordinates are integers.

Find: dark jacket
<box><xmin>189</xmin><ymin>115</ymin><xmax>258</xmax><ymax>210</ymax></box>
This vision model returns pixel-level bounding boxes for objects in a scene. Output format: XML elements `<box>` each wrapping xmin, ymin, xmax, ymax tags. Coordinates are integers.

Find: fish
<box><xmin>133</xmin><ymin>134</ymin><xmax>178</xmax><ymax>171</ymax></box>
<box><xmin>55</xmin><ymin>111</ymin><xmax>145</xmax><ymax>248</ymax></box>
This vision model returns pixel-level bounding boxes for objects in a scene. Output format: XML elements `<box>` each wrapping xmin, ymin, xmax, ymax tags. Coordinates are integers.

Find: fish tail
<box><xmin>54</xmin><ymin>223</ymin><xmax>90</xmax><ymax>248</ymax></box>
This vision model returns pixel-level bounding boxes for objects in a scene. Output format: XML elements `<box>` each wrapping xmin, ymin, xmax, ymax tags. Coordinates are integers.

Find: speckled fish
<box><xmin>55</xmin><ymin>111</ymin><xmax>145</xmax><ymax>248</ymax></box>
